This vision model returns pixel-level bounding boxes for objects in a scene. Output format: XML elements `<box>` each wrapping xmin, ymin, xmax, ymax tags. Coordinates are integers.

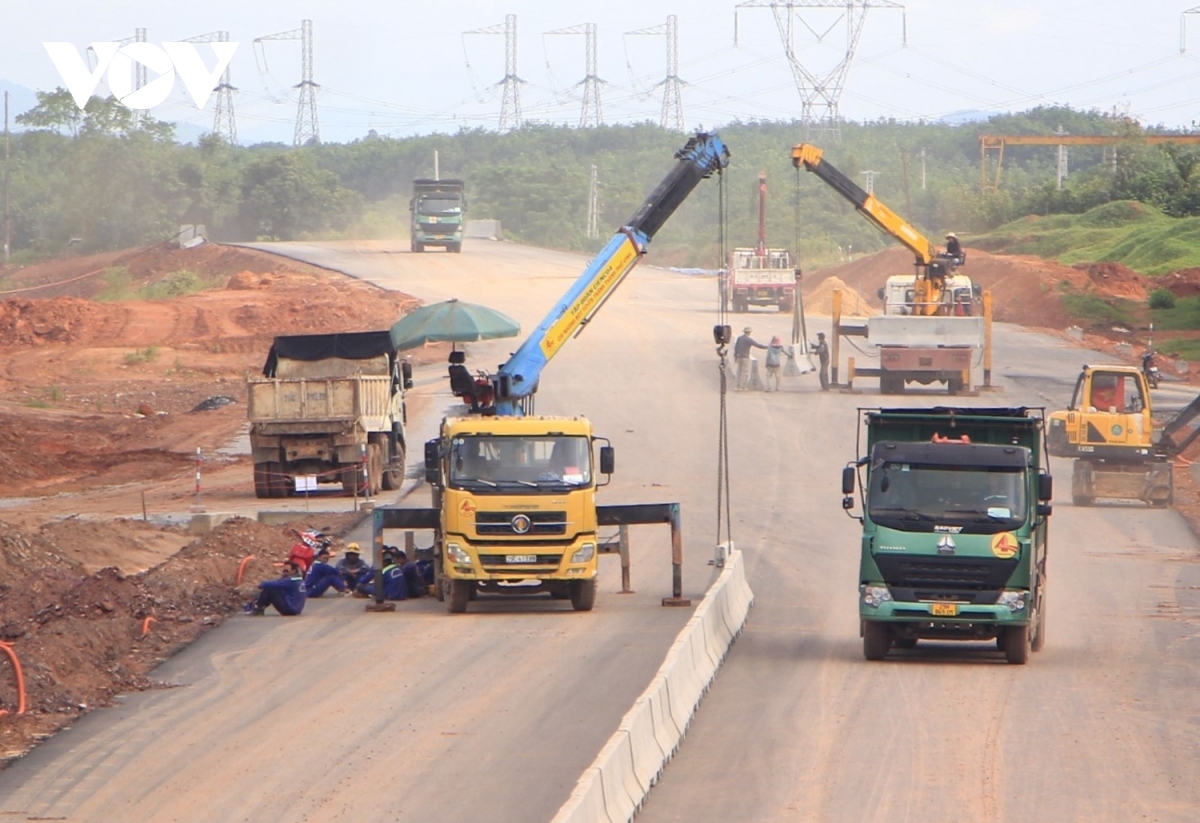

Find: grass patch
<box><xmin>95</xmin><ymin>266</ymin><xmax>135</xmax><ymax>301</ymax></box>
<box><xmin>1061</xmin><ymin>291</ymin><xmax>1138</xmax><ymax>328</ymax></box>
<box><xmin>975</xmin><ymin>200</ymin><xmax>1200</xmax><ymax>276</ymax></box>
<box><xmin>1158</xmin><ymin>337</ymin><xmax>1200</xmax><ymax>362</ymax></box>
<box><xmin>1147</xmin><ymin>294</ymin><xmax>1200</xmax><ymax>330</ymax></box>
<box><xmin>123</xmin><ymin>346</ymin><xmax>160</xmax><ymax>365</ymax></box>
<box><xmin>139</xmin><ymin>269</ymin><xmax>219</xmax><ymax>299</ymax></box>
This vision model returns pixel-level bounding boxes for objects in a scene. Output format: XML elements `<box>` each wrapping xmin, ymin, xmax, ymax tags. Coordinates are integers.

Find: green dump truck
<box><xmin>410</xmin><ymin>178</ymin><xmax>466</xmax><ymax>253</ymax></box>
<box><xmin>842</xmin><ymin>407</ymin><xmax>1053</xmax><ymax>664</ymax></box>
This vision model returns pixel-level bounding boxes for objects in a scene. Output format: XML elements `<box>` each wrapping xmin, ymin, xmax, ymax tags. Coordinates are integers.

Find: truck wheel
<box><xmin>449</xmin><ymin>242</ymin><xmax>462</xmax><ymax>253</ymax></box>
<box><xmin>862</xmin><ymin>621</ymin><xmax>889</xmax><ymax>660</ymax></box>
<box><xmin>368</xmin><ymin>443</ymin><xmax>383</xmax><ymax>495</ymax></box>
<box><xmin>1004</xmin><ymin>625</ymin><xmax>1030</xmax><ymax>664</ymax></box>
<box><xmin>778</xmin><ymin>301</ymin><xmax>792</xmax><ymax>313</ymax></box>
<box><xmin>569</xmin><ymin>579</ymin><xmax>597</xmax><ymax>611</ymax></box>
<box><xmin>253</xmin><ymin>463</ymin><xmax>272</xmax><ymax>499</ymax></box>
<box><xmin>266</xmin><ymin>462</ymin><xmax>288</xmax><ymax>498</ymax></box>
<box><xmin>412</xmin><ymin>241</ymin><xmax>425</xmax><ymax>253</ymax></box>
<box><xmin>448</xmin><ymin>580</ymin><xmax>471</xmax><ymax>614</ymax></box>
<box><xmin>947</xmin><ymin>377</ymin><xmax>964</xmax><ymax>395</ymax></box>
<box><xmin>382</xmin><ymin>442</ymin><xmax>404</xmax><ymax>490</ymax></box>
<box><xmin>1031</xmin><ymin>601</ymin><xmax>1047</xmax><ymax>652</ymax></box>
<box><xmin>341</xmin><ymin>465</ymin><xmax>366</xmax><ymax>496</ymax></box>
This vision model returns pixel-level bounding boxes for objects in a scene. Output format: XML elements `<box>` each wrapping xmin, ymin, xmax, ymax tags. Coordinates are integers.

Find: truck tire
<box><xmin>862</xmin><ymin>621</ymin><xmax>889</xmax><ymax>660</ymax></box>
<box><xmin>947</xmin><ymin>376</ymin><xmax>964</xmax><ymax>395</ymax></box>
<box><xmin>368</xmin><ymin>443</ymin><xmax>383</xmax><ymax>495</ymax></box>
<box><xmin>266</xmin><ymin>462</ymin><xmax>289</xmax><ymax>498</ymax></box>
<box><xmin>1031</xmin><ymin>601</ymin><xmax>1046</xmax><ymax>652</ymax></box>
<box><xmin>778</xmin><ymin>300</ymin><xmax>792</xmax><ymax>313</ymax></box>
<box><xmin>448</xmin><ymin>580</ymin><xmax>471</xmax><ymax>614</ymax></box>
<box><xmin>382</xmin><ymin>440</ymin><xmax>404</xmax><ymax>490</ymax></box>
<box><xmin>1004</xmin><ymin>625</ymin><xmax>1030</xmax><ymax>664</ymax></box>
<box><xmin>569</xmin><ymin>579</ymin><xmax>596</xmax><ymax>612</ymax></box>
<box><xmin>449</xmin><ymin>242</ymin><xmax>462</xmax><ymax>253</ymax></box>
<box><xmin>412</xmin><ymin>241</ymin><xmax>425</xmax><ymax>253</ymax></box>
<box><xmin>341</xmin><ymin>464</ymin><xmax>366</xmax><ymax>496</ymax></box>
<box><xmin>253</xmin><ymin>463</ymin><xmax>272</xmax><ymax>499</ymax></box>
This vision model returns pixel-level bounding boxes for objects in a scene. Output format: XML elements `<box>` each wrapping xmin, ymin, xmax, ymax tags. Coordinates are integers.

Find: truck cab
<box><xmin>410</xmin><ymin>178</ymin><xmax>466</xmax><ymax>253</ymax></box>
<box><xmin>427</xmin><ymin>415</ymin><xmax>613</xmax><ymax>613</ymax></box>
<box><xmin>725</xmin><ymin>247</ymin><xmax>795</xmax><ymax>313</ymax></box>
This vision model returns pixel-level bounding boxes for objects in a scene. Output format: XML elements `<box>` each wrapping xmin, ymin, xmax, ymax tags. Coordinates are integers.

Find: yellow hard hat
<box><xmin>346</xmin><ymin>542</ymin><xmax>361</xmax><ymax>553</ymax></box>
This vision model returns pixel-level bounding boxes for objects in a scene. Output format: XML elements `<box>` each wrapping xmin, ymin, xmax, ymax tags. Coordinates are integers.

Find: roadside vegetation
<box><xmin>8</xmin><ymin>89</ymin><xmax>1200</xmax><ymax>274</ymax></box>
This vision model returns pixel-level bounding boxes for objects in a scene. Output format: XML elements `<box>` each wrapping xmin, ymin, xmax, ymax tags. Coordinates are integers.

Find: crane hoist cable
<box><xmin>715</xmin><ymin>168</ymin><xmax>733</xmax><ymax>551</ymax></box>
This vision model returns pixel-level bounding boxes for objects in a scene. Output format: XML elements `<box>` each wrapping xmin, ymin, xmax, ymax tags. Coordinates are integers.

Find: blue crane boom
<box><xmin>491</xmin><ymin>132</ymin><xmax>730</xmax><ymax>416</ymax></box>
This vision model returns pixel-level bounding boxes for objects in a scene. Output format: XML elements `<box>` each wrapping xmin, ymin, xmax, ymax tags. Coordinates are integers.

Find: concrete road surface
<box><xmin>2</xmin><ymin>239</ymin><xmax>1198</xmax><ymax>822</ymax></box>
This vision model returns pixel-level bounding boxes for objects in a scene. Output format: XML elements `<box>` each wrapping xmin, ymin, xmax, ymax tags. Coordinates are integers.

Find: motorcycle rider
<box><xmin>1142</xmin><ymin>350</ymin><xmax>1160</xmax><ymax>388</ymax></box>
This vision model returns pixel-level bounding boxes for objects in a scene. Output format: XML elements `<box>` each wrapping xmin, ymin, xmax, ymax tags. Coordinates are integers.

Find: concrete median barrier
<box><xmin>551</xmin><ymin>549</ymin><xmax>754</xmax><ymax>823</ymax></box>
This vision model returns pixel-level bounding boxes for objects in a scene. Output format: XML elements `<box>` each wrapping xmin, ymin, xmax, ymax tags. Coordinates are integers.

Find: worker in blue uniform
<box><xmin>336</xmin><ymin>543</ymin><xmax>373</xmax><ymax>591</ymax></box>
<box><xmin>356</xmin><ymin>550</ymin><xmax>409</xmax><ymax>600</ymax></box>
<box><xmin>246</xmin><ymin>561</ymin><xmax>308</xmax><ymax>615</ymax></box>
<box><xmin>304</xmin><ymin>546</ymin><xmax>348</xmax><ymax>597</ymax></box>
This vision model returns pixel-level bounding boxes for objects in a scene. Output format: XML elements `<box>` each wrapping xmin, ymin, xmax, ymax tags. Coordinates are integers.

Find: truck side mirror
<box><xmin>842</xmin><ymin>466</ymin><xmax>856</xmax><ymax>494</ymax></box>
<box><xmin>876</xmin><ymin>286</ymin><xmax>886</xmax><ymax>301</ymax></box>
<box><xmin>423</xmin><ymin>439</ymin><xmax>440</xmax><ymax>485</ymax></box>
<box><xmin>1038</xmin><ymin>473</ymin><xmax>1052</xmax><ymax>501</ymax></box>
<box><xmin>402</xmin><ymin>361</ymin><xmax>413</xmax><ymax>390</ymax></box>
<box><xmin>599</xmin><ymin>445</ymin><xmax>615</xmax><ymax>475</ymax></box>
<box><xmin>972</xmin><ymin>284</ymin><xmax>982</xmax><ymax>299</ymax></box>
<box><xmin>1037</xmin><ymin>502</ymin><xmax>1053</xmax><ymax>518</ymax></box>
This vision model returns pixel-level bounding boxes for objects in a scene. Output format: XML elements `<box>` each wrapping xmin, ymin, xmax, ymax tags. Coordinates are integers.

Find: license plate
<box><xmin>931</xmin><ymin>602</ymin><xmax>958</xmax><ymax>617</ymax></box>
<box><xmin>506</xmin><ymin>554</ymin><xmax>537</xmax><ymax>563</ymax></box>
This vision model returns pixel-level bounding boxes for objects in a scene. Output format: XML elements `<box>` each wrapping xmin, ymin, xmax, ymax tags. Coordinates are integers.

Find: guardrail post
<box><xmin>662</xmin><ymin>502</ymin><xmax>691</xmax><ymax>607</ymax></box>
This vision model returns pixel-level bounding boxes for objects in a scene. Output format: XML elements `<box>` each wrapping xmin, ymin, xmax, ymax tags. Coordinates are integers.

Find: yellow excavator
<box><xmin>1047</xmin><ymin>365</ymin><xmax>1200</xmax><ymax>506</ymax></box>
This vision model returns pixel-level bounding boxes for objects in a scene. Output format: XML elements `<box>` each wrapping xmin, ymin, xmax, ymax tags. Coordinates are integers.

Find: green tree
<box><xmin>237</xmin><ymin>152</ymin><xmax>362</xmax><ymax>240</ymax></box>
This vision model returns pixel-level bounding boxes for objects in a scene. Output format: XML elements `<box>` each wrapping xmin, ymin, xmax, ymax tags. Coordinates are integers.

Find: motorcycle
<box><xmin>1142</xmin><ymin>350</ymin><xmax>1161</xmax><ymax>389</ymax></box>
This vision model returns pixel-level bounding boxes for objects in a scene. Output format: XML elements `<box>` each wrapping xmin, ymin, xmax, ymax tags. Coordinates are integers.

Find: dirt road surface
<box><xmin>1</xmin><ymin>239</ymin><xmax>1198</xmax><ymax>821</ymax></box>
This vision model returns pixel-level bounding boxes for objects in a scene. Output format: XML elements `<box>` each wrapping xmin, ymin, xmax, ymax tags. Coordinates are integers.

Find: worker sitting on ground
<box><xmin>245</xmin><ymin>561</ymin><xmax>308</xmax><ymax>616</ymax></box>
<box><xmin>355</xmin><ymin>549</ymin><xmax>409</xmax><ymax>601</ymax></box>
<box><xmin>335</xmin><ymin>543</ymin><xmax>373</xmax><ymax>590</ymax></box>
<box><xmin>305</xmin><ymin>546</ymin><xmax>349</xmax><ymax>597</ymax></box>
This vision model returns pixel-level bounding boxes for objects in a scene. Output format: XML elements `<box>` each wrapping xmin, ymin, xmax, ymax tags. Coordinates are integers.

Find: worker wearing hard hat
<box><xmin>944</xmin><ymin>232</ymin><xmax>963</xmax><ymax>261</ymax></box>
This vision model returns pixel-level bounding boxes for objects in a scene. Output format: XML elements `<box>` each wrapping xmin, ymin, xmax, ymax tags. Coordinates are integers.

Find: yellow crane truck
<box><xmin>374</xmin><ymin>132</ymin><xmax>730</xmax><ymax>613</ymax></box>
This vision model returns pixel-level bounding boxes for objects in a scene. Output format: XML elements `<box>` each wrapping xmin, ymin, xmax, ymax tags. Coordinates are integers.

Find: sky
<box><xmin>4</xmin><ymin>1</ymin><xmax>1200</xmax><ymax>144</ymax></box>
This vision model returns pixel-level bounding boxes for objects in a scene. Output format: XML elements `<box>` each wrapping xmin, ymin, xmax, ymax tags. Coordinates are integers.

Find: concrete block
<box><xmin>1114</xmin><ymin>342</ymin><xmax>1133</xmax><ymax>356</ymax></box>
<box><xmin>1065</xmin><ymin>325</ymin><xmax>1084</xmax><ymax>341</ymax></box>
<box><xmin>595</xmin><ymin>733</ymin><xmax>641</xmax><ymax>823</ymax></box>
<box><xmin>748</xmin><ymin>357</ymin><xmax>765</xmax><ymax>391</ymax></box>
<box><xmin>189</xmin><ymin>511</ymin><xmax>233</xmax><ymax>534</ymax></box>
<box><xmin>549</xmin><ymin>767</ymin><xmax>610</xmax><ymax>823</ymax></box>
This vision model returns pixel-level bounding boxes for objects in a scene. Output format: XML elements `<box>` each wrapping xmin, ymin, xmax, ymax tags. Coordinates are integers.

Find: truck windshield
<box><xmin>868</xmin><ymin>462</ymin><xmax>1026</xmax><ymax>533</ymax></box>
<box><xmin>449</xmin><ymin>435</ymin><xmax>592</xmax><ymax>492</ymax></box>
<box><xmin>418</xmin><ymin>197</ymin><xmax>462</xmax><ymax>216</ymax></box>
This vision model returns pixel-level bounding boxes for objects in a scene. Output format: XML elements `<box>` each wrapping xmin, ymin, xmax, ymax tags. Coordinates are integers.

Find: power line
<box><xmin>181</xmin><ymin>31</ymin><xmax>237</xmax><ymax>144</ymax></box>
<box><xmin>625</xmin><ymin>15</ymin><xmax>685</xmax><ymax>132</ymax></box>
<box><xmin>254</xmin><ymin>19</ymin><xmax>319</xmax><ymax>145</ymax></box>
<box><xmin>544</xmin><ymin>23</ymin><xmax>604</xmax><ymax>128</ymax></box>
<box><xmin>465</xmin><ymin>14</ymin><xmax>523</xmax><ymax>131</ymax></box>
<box><xmin>734</xmin><ymin>0</ymin><xmax>905</xmax><ymax>142</ymax></box>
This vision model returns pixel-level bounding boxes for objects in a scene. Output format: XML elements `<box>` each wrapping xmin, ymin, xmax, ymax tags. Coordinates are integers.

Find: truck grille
<box><xmin>875</xmin><ymin>555</ymin><xmax>1017</xmax><ymax>602</ymax></box>
<box><xmin>476</xmin><ymin>511</ymin><xmax>568</xmax><ymax>536</ymax></box>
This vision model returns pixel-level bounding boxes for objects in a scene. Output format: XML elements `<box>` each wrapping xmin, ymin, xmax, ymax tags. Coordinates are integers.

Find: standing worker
<box><xmin>763</xmin><ymin>335</ymin><xmax>792</xmax><ymax>392</ymax></box>
<box><xmin>733</xmin><ymin>326</ymin><xmax>767</xmax><ymax>391</ymax></box>
<box><xmin>811</xmin><ymin>331</ymin><xmax>830</xmax><ymax>391</ymax></box>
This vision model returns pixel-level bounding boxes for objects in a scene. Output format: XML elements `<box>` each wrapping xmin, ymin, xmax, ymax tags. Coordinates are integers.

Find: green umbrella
<box><xmin>389</xmin><ymin>298</ymin><xmax>521</xmax><ymax>351</ymax></box>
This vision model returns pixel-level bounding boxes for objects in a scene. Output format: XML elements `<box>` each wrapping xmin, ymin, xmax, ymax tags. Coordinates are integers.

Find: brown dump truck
<box><xmin>247</xmin><ymin>331</ymin><xmax>412</xmax><ymax>498</ymax></box>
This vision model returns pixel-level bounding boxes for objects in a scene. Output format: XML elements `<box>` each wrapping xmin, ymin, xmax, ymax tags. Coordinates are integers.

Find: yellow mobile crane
<box><xmin>791</xmin><ymin>144</ymin><xmax>992</xmax><ymax>394</ymax></box>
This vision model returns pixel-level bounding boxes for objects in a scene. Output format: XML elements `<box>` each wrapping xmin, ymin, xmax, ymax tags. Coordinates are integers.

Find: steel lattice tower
<box><xmin>88</xmin><ymin>29</ymin><xmax>147</xmax><ymax>126</ymax></box>
<box><xmin>625</xmin><ymin>15</ymin><xmax>684</xmax><ymax>132</ymax></box>
<box><xmin>735</xmin><ymin>1</ymin><xmax>904</xmax><ymax>142</ymax></box>
<box><xmin>465</xmin><ymin>14</ymin><xmax>523</xmax><ymax>131</ymax></box>
<box><xmin>182</xmin><ymin>30</ymin><xmax>237</xmax><ymax>144</ymax></box>
<box><xmin>254</xmin><ymin>18</ymin><xmax>319</xmax><ymax>145</ymax></box>
<box><xmin>546</xmin><ymin>23</ymin><xmax>604</xmax><ymax>128</ymax></box>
